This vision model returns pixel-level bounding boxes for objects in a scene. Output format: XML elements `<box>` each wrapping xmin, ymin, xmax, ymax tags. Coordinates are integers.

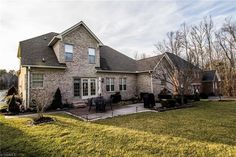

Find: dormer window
<box><xmin>65</xmin><ymin>44</ymin><xmax>73</xmax><ymax>61</ymax></box>
<box><xmin>88</xmin><ymin>48</ymin><xmax>96</xmax><ymax>64</ymax></box>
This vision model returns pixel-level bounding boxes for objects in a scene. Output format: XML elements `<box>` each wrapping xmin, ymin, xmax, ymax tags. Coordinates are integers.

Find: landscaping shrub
<box><xmin>6</xmin><ymin>86</ymin><xmax>17</xmax><ymax>96</ymax></box>
<box><xmin>5</xmin><ymin>95</ymin><xmax>22</xmax><ymax>105</ymax></box>
<box><xmin>194</xmin><ymin>94</ymin><xmax>200</xmax><ymax>101</ymax></box>
<box><xmin>158</xmin><ymin>94</ymin><xmax>172</xmax><ymax>99</ymax></box>
<box><xmin>158</xmin><ymin>88</ymin><xmax>173</xmax><ymax>100</ymax></box>
<box><xmin>63</xmin><ymin>103</ymin><xmax>73</xmax><ymax>108</ymax></box>
<box><xmin>8</xmin><ymin>95</ymin><xmax>20</xmax><ymax>114</ymax></box>
<box><xmin>209</xmin><ymin>92</ymin><xmax>216</xmax><ymax>96</ymax></box>
<box><xmin>200</xmin><ymin>93</ymin><xmax>208</xmax><ymax>99</ymax></box>
<box><xmin>111</xmin><ymin>92</ymin><xmax>121</xmax><ymax>103</ymax></box>
<box><xmin>160</xmin><ymin>99</ymin><xmax>176</xmax><ymax>108</ymax></box>
<box><xmin>174</xmin><ymin>95</ymin><xmax>188</xmax><ymax>104</ymax></box>
<box><xmin>50</xmin><ymin>88</ymin><xmax>63</xmax><ymax>110</ymax></box>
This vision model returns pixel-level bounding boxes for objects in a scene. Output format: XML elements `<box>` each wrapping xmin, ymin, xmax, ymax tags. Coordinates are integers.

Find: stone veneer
<box><xmin>97</xmin><ymin>73</ymin><xmax>137</xmax><ymax>100</ymax></box>
<box><xmin>26</xmin><ymin>25</ymin><xmax>140</xmax><ymax>107</ymax></box>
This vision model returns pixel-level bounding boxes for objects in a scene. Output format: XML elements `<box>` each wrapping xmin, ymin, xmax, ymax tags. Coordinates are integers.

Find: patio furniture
<box><xmin>95</xmin><ymin>96</ymin><xmax>106</xmax><ymax>112</ymax></box>
<box><xmin>143</xmin><ymin>93</ymin><xmax>155</xmax><ymax>108</ymax></box>
<box><xmin>88</xmin><ymin>98</ymin><xmax>96</xmax><ymax>112</ymax></box>
<box><xmin>105</xmin><ymin>97</ymin><xmax>113</xmax><ymax>111</ymax></box>
<box><xmin>89</xmin><ymin>96</ymin><xmax>114</xmax><ymax>112</ymax></box>
<box><xmin>110</xmin><ymin>92</ymin><xmax>121</xmax><ymax>103</ymax></box>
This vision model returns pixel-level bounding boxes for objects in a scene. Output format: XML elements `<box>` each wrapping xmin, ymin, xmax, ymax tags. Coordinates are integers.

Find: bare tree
<box><xmin>152</xmin><ymin>55</ymin><xmax>197</xmax><ymax>104</ymax></box>
<box><xmin>189</xmin><ymin>23</ymin><xmax>206</xmax><ymax>68</ymax></box>
<box><xmin>215</xmin><ymin>18</ymin><xmax>236</xmax><ymax>96</ymax></box>
<box><xmin>203</xmin><ymin>16</ymin><xmax>214</xmax><ymax>70</ymax></box>
<box><xmin>32</xmin><ymin>91</ymin><xmax>49</xmax><ymax>119</ymax></box>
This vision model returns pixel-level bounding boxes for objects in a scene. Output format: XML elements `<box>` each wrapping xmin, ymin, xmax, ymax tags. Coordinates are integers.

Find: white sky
<box><xmin>0</xmin><ymin>0</ymin><xmax>236</xmax><ymax>70</ymax></box>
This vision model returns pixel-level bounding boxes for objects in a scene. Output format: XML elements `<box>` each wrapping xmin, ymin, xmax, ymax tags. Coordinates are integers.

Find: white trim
<box><xmin>96</xmin><ymin>70</ymin><xmax>151</xmax><ymax>74</ymax></box>
<box><xmin>151</xmin><ymin>53</ymin><xmax>176</xmax><ymax>73</ymax></box>
<box><xmin>22</xmin><ymin>65</ymin><xmax>66</xmax><ymax>69</ymax></box>
<box><xmin>163</xmin><ymin>53</ymin><xmax>176</xmax><ymax>69</ymax></box>
<box><xmin>81</xmin><ymin>78</ymin><xmax>98</xmax><ymax>99</ymax></box>
<box><xmin>27</xmin><ymin>66</ymin><xmax>31</xmax><ymax>108</ymax></box>
<box><xmin>49</xmin><ymin>21</ymin><xmax>103</xmax><ymax>46</ymax></box>
<box><xmin>48</xmin><ymin>36</ymin><xmax>61</xmax><ymax>46</ymax></box>
<box><xmin>152</xmin><ymin>54</ymin><xmax>166</xmax><ymax>71</ymax></box>
<box><xmin>31</xmin><ymin>73</ymin><xmax>44</xmax><ymax>89</ymax></box>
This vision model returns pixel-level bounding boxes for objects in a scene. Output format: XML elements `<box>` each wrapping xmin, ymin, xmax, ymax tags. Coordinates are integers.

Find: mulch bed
<box><xmin>32</xmin><ymin>116</ymin><xmax>55</xmax><ymax>125</ymax></box>
<box><xmin>154</xmin><ymin>104</ymin><xmax>194</xmax><ymax>112</ymax></box>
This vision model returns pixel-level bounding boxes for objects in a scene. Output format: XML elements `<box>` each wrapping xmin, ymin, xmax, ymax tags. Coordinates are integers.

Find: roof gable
<box><xmin>202</xmin><ymin>70</ymin><xmax>221</xmax><ymax>82</ymax></box>
<box><xmin>136</xmin><ymin>55</ymin><xmax>163</xmax><ymax>71</ymax></box>
<box><xmin>165</xmin><ymin>52</ymin><xmax>201</xmax><ymax>70</ymax></box>
<box><xmin>48</xmin><ymin>21</ymin><xmax>103</xmax><ymax>46</ymax></box>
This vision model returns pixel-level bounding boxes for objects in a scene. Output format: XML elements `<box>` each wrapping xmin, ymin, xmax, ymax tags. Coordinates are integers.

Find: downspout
<box><xmin>149</xmin><ymin>71</ymin><xmax>153</xmax><ymax>93</ymax></box>
<box><xmin>27</xmin><ymin>66</ymin><xmax>31</xmax><ymax>108</ymax></box>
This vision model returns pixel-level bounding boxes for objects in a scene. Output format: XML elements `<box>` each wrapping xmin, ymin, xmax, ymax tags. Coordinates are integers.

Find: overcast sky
<box><xmin>0</xmin><ymin>0</ymin><xmax>236</xmax><ymax>70</ymax></box>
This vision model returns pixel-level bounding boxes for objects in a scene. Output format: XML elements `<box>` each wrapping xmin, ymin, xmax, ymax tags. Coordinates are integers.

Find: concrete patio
<box><xmin>66</xmin><ymin>103</ymin><xmax>158</xmax><ymax>121</ymax></box>
<box><xmin>4</xmin><ymin>103</ymin><xmax>158</xmax><ymax>121</ymax></box>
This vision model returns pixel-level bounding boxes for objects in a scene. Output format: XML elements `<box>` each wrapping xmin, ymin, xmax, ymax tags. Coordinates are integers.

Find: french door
<box><xmin>81</xmin><ymin>78</ymin><xmax>97</xmax><ymax>99</ymax></box>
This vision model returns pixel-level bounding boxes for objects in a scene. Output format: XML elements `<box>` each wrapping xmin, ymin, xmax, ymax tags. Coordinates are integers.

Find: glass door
<box><xmin>82</xmin><ymin>79</ymin><xmax>88</xmax><ymax>98</ymax></box>
<box><xmin>81</xmin><ymin>78</ymin><xmax>97</xmax><ymax>99</ymax></box>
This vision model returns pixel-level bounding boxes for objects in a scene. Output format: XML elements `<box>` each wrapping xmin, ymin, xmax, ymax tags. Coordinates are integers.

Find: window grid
<box><xmin>65</xmin><ymin>44</ymin><xmax>73</xmax><ymax>61</ymax></box>
<box><xmin>32</xmin><ymin>73</ymin><xmax>43</xmax><ymax>88</ymax></box>
<box><xmin>88</xmin><ymin>48</ymin><xmax>96</xmax><ymax>64</ymax></box>
<box><xmin>106</xmin><ymin>78</ymin><xmax>115</xmax><ymax>92</ymax></box>
<box><xmin>119</xmin><ymin>78</ymin><xmax>127</xmax><ymax>91</ymax></box>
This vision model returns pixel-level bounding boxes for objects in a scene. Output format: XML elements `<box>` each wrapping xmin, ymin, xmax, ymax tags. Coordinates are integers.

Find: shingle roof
<box><xmin>99</xmin><ymin>46</ymin><xmax>137</xmax><ymax>71</ymax></box>
<box><xmin>202</xmin><ymin>70</ymin><xmax>216</xmax><ymax>82</ymax></box>
<box><xmin>136</xmin><ymin>55</ymin><xmax>163</xmax><ymax>71</ymax></box>
<box><xmin>19</xmin><ymin>32</ymin><xmax>200</xmax><ymax>72</ymax></box>
<box><xmin>165</xmin><ymin>52</ymin><xmax>200</xmax><ymax>70</ymax></box>
<box><xmin>19</xmin><ymin>32</ymin><xmax>66</xmax><ymax>68</ymax></box>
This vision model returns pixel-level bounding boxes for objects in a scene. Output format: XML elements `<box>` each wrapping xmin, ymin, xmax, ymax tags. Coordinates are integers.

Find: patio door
<box><xmin>82</xmin><ymin>78</ymin><xmax>97</xmax><ymax>99</ymax></box>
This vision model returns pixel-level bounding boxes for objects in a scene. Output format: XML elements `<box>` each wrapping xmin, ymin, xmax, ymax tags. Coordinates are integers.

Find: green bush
<box><xmin>5</xmin><ymin>95</ymin><xmax>22</xmax><ymax>105</ymax></box>
<box><xmin>8</xmin><ymin>95</ymin><xmax>20</xmax><ymax>114</ymax></box>
<box><xmin>50</xmin><ymin>88</ymin><xmax>62</xmax><ymax>110</ymax></box>
<box><xmin>160</xmin><ymin>99</ymin><xmax>177</xmax><ymax>108</ymax></box>
<box><xmin>6</xmin><ymin>86</ymin><xmax>17</xmax><ymax>96</ymax></box>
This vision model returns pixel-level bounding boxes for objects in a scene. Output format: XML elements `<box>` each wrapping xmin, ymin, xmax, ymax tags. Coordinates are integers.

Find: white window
<box><xmin>65</xmin><ymin>44</ymin><xmax>73</xmax><ymax>61</ymax></box>
<box><xmin>88</xmin><ymin>48</ymin><xmax>96</xmax><ymax>64</ymax></box>
<box><xmin>119</xmin><ymin>78</ymin><xmax>127</xmax><ymax>91</ymax></box>
<box><xmin>32</xmin><ymin>73</ymin><xmax>43</xmax><ymax>88</ymax></box>
<box><xmin>106</xmin><ymin>78</ymin><xmax>115</xmax><ymax>92</ymax></box>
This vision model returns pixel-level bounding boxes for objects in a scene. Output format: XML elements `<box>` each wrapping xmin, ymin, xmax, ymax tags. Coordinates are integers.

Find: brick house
<box><xmin>17</xmin><ymin>21</ymin><xmax>220</xmax><ymax>108</ymax></box>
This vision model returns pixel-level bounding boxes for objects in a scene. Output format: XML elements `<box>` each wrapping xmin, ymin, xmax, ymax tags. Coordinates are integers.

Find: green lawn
<box><xmin>1</xmin><ymin>101</ymin><xmax>236</xmax><ymax>156</ymax></box>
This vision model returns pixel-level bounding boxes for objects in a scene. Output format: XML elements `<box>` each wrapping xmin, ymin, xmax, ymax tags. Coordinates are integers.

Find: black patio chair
<box><xmin>105</xmin><ymin>97</ymin><xmax>113</xmax><ymax>111</ymax></box>
<box><xmin>88</xmin><ymin>98</ymin><xmax>96</xmax><ymax>112</ymax></box>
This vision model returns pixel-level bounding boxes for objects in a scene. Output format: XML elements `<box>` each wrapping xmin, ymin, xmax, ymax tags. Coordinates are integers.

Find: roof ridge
<box><xmin>136</xmin><ymin>54</ymin><xmax>163</xmax><ymax>61</ymax></box>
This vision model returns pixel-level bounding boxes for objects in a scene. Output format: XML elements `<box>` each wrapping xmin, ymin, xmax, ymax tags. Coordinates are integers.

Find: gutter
<box><xmin>22</xmin><ymin>65</ymin><xmax>66</xmax><ymax>69</ymax></box>
<box><xmin>96</xmin><ymin>70</ymin><xmax>152</xmax><ymax>74</ymax></box>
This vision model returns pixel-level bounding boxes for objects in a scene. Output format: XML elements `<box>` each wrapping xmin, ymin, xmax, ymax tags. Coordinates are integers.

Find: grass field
<box><xmin>1</xmin><ymin>101</ymin><xmax>236</xmax><ymax>156</ymax></box>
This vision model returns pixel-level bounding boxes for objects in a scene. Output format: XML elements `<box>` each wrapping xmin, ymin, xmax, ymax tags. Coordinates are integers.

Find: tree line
<box><xmin>0</xmin><ymin>69</ymin><xmax>18</xmax><ymax>90</ymax></box>
<box><xmin>155</xmin><ymin>16</ymin><xmax>236</xmax><ymax>96</ymax></box>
